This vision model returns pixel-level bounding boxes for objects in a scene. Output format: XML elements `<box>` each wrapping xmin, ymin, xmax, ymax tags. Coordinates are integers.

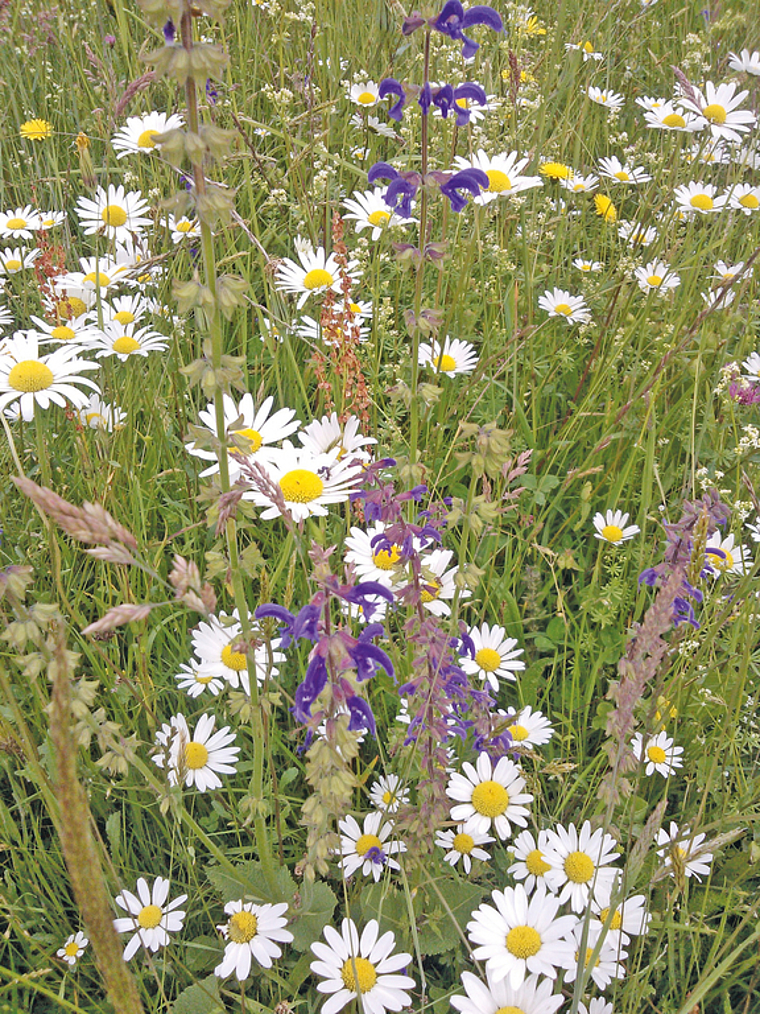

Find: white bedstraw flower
<box><xmin>728</xmin><ymin>49</ymin><xmax>760</xmax><ymax>75</ymax></box>
<box><xmin>75</xmin><ymin>184</ymin><xmax>152</xmax><ymax>243</ymax></box>
<box><xmin>467</xmin><ymin>882</ymin><xmax>577</xmax><ymax>988</ymax></box>
<box><xmin>592</xmin><ymin>509</ymin><xmax>640</xmax><ymax>544</ymax></box>
<box><xmin>446</xmin><ymin>752</ymin><xmax>533</xmax><ymax>839</ymax></box>
<box><xmin>215</xmin><ymin>900</ymin><xmax>293</xmax><ymax>979</ymax></box>
<box><xmin>113</xmin><ymin>877</ymin><xmax>187</xmax><ymax>961</ymax></box>
<box><xmin>111</xmin><ymin>111</ymin><xmax>185</xmax><ymax>158</ymax></box>
<box><xmin>338</xmin><ymin>811</ymin><xmax>406</xmax><ymax>881</ymax></box>
<box><xmin>0</xmin><ymin>332</ymin><xmax>99</xmax><ymax>421</ymax></box>
<box><xmin>310</xmin><ymin>917</ymin><xmax>416</xmax><ymax>1014</ymax></box>
<box><xmin>656</xmin><ymin>822</ymin><xmax>714</xmax><ymax>881</ymax></box>
<box><xmin>631</xmin><ymin>730</ymin><xmax>683</xmax><ymax>776</ymax></box>
<box><xmin>542</xmin><ymin>820</ymin><xmax>621</xmax><ymax>912</ymax></box>
<box><xmin>591</xmin><ymin>893</ymin><xmax>651</xmax><ymax>947</ymax></box>
<box><xmin>153</xmin><ymin>713</ymin><xmax>240</xmax><ymax>791</ymax></box>
<box><xmin>538</xmin><ymin>288</ymin><xmax>591</xmax><ymax>324</ymax></box>
<box><xmin>57</xmin><ymin>931</ymin><xmax>88</xmax><ymax>966</ymax></box>
<box><xmin>634</xmin><ymin>260</ymin><xmax>681</xmax><ymax>295</ymax></box>
<box><xmin>418</xmin><ymin>336</ymin><xmax>479</xmax><ymax>375</ymax></box>
<box><xmin>508</xmin><ymin>829</ymin><xmax>564</xmax><ymax>895</ymax></box>
<box><xmin>587</xmin><ymin>86</ymin><xmax>624</xmax><ymax>113</ymax></box>
<box><xmin>460</xmin><ymin>622</ymin><xmax>525</xmax><ymax>692</ymax></box>
<box><xmin>368</xmin><ymin>774</ymin><xmax>409</xmax><ymax>814</ymax></box>
<box><xmin>436</xmin><ymin>824</ymin><xmax>494</xmax><ymax>874</ymax></box>
<box><xmin>564</xmin><ymin>921</ymin><xmax>626</xmax><ymax>990</ymax></box>
<box><xmin>680</xmin><ymin>81</ymin><xmax>757</xmax><ymax>143</ymax></box>
<box><xmin>451</xmin><ymin>969</ymin><xmax>565</xmax><ymax>1014</ymax></box>
<box><xmin>704</xmin><ymin>532</ymin><xmax>752</xmax><ymax>577</ymax></box>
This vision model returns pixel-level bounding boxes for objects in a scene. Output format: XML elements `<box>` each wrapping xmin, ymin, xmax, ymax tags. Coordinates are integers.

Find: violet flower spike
<box><xmin>433</xmin><ymin>83</ymin><xmax>487</xmax><ymax>126</ymax></box>
<box><xmin>430</xmin><ymin>1</ymin><xmax>503</xmax><ymax>60</ymax></box>
<box><xmin>378</xmin><ymin>78</ymin><xmax>407</xmax><ymax>121</ymax></box>
<box><xmin>439</xmin><ymin>167</ymin><xmax>489</xmax><ymax>212</ymax></box>
<box><xmin>347</xmin><ymin>695</ymin><xmax>377</xmax><ymax>736</ymax></box>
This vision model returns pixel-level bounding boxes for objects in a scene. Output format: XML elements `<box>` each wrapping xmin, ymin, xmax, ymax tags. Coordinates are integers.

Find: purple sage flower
<box><xmin>430</xmin><ymin>1</ymin><xmax>503</xmax><ymax>59</ymax></box>
<box><xmin>440</xmin><ymin>167</ymin><xmax>489</xmax><ymax>212</ymax></box>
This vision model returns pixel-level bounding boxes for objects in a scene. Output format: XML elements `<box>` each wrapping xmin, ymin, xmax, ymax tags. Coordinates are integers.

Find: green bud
<box><xmin>152</xmin><ymin>127</ymin><xmax>186</xmax><ymax>166</ymax></box>
<box><xmin>195</xmin><ymin>183</ymin><xmax>235</xmax><ymax>228</ymax></box>
<box><xmin>216</xmin><ymin>274</ymin><xmax>249</xmax><ymax>320</ymax></box>
<box><xmin>172</xmin><ymin>277</ymin><xmax>213</xmax><ymax>315</ymax></box>
<box><xmin>200</xmin><ymin>123</ymin><xmax>237</xmax><ymax>160</ymax></box>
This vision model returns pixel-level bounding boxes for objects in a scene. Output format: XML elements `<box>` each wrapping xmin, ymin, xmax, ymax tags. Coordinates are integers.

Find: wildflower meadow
<box><xmin>2</xmin><ymin>0</ymin><xmax>760</xmax><ymax>1012</ymax></box>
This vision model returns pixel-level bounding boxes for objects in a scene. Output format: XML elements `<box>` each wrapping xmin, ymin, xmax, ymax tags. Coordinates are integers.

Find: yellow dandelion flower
<box><xmin>540</xmin><ymin>161</ymin><xmax>573</xmax><ymax>180</ymax></box>
<box><xmin>594</xmin><ymin>194</ymin><xmax>617</xmax><ymax>222</ymax></box>
<box><xmin>20</xmin><ymin>119</ymin><xmax>53</xmax><ymax>141</ymax></box>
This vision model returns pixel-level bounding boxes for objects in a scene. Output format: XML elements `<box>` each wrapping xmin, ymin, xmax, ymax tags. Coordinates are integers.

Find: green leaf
<box><xmin>289</xmin><ymin>878</ymin><xmax>338</xmax><ymax>952</ymax></box>
<box><xmin>206</xmin><ymin>860</ymin><xmax>295</xmax><ymax>905</ymax></box>
<box><xmin>172</xmin><ymin>974</ymin><xmax>224</xmax><ymax>1014</ymax></box>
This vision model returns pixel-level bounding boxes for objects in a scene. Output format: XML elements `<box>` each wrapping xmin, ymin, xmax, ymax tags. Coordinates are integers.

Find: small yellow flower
<box><xmin>594</xmin><ymin>194</ymin><xmax>617</xmax><ymax>222</ymax></box>
<box><xmin>522</xmin><ymin>15</ymin><xmax>546</xmax><ymax>35</ymax></box>
<box><xmin>20</xmin><ymin>119</ymin><xmax>52</xmax><ymax>141</ymax></box>
<box><xmin>540</xmin><ymin>161</ymin><xmax>573</xmax><ymax>180</ymax></box>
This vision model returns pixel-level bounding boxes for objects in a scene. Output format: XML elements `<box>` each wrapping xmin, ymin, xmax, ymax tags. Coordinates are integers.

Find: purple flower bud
<box><xmin>104</xmin><ymin>34</ymin><xmax>116</xmax><ymax>47</ymax></box>
<box><xmin>163</xmin><ymin>18</ymin><xmax>176</xmax><ymax>42</ymax></box>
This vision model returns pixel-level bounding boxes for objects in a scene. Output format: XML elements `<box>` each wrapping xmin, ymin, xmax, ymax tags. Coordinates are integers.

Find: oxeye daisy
<box><xmin>88</xmin><ymin>322</ymin><xmax>169</xmax><ymax>361</ymax></box>
<box><xmin>594</xmin><ymin>194</ymin><xmax>617</xmax><ymax>222</ymax></box>
<box><xmin>298</xmin><ymin>412</ymin><xmax>376</xmax><ymax>462</ymax></box>
<box><xmin>452</xmin><ymin>969</ymin><xmax>565</xmax><ymax>1014</ymax></box>
<box><xmin>728</xmin><ymin>183</ymin><xmax>760</xmax><ymax>214</ymax></box>
<box><xmin>190</xmin><ymin>612</ymin><xmax>285</xmax><ymax>694</ymax></box>
<box><xmin>713</xmin><ymin>260</ymin><xmax>745</xmax><ymax>284</ymax></box>
<box><xmin>673</xmin><ymin>181</ymin><xmax>727</xmax><ymax>215</ymax></box>
<box><xmin>349</xmin><ymin>80</ymin><xmax>381</xmax><ymax>106</ymax></box>
<box><xmin>728</xmin><ymin>49</ymin><xmax>760</xmax><ymax>76</ymax></box>
<box><xmin>617</xmin><ymin>220</ymin><xmax>658</xmax><ymax>247</ymax></box>
<box><xmin>113</xmin><ymin>877</ymin><xmax>187</xmax><ymax>961</ymax></box>
<box><xmin>417</xmin><ymin>547</ymin><xmax>470</xmax><ymax>616</ymax></box>
<box><xmin>452</xmin><ymin>149</ymin><xmax>543</xmax><ymax>203</ymax></box>
<box><xmin>446</xmin><ymin>752</ymin><xmax>533</xmax><ymax>840</ymax></box>
<box><xmin>418</xmin><ymin>336</ymin><xmax>479</xmax><ymax>376</ymax></box>
<box><xmin>579</xmin><ymin>1001</ymin><xmax>614</xmax><ymax>1014</ymax></box>
<box><xmin>598</xmin><ymin>156</ymin><xmax>652</xmax><ymax>185</ymax></box>
<box><xmin>587</xmin><ymin>86</ymin><xmax>624</xmax><ymax>114</ymax></box>
<box><xmin>680</xmin><ymin>81</ymin><xmax>757</xmax><ymax>143</ymax></box>
<box><xmin>345</xmin><ymin>522</ymin><xmax>412</xmax><ymax>589</ymax></box>
<box><xmin>467</xmin><ymin>882</ymin><xmax>577</xmax><ymax>988</ymax></box>
<box><xmin>684</xmin><ymin>138</ymin><xmax>731</xmax><ymax>165</ymax></box>
<box><xmin>57</xmin><ymin>254</ymin><xmax>121</xmax><ymax>296</ymax></box>
<box><xmin>168</xmin><ymin>214</ymin><xmax>201</xmax><ymax>242</ymax></box>
<box><xmin>656</xmin><ymin>822</ymin><xmax>714</xmax><ymax>881</ymax></box>
<box><xmin>275</xmin><ymin>240</ymin><xmax>360</xmax><ymax>309</ymax></box>
<box><xmin>75</xmin><ymin>393</ymin><xmax>126</xmax><ymax>431</ymax></box>
<box><xmin>295</xmin><ymin>314</ymin><xmax>370</xmax><ymax>347</ymax></box>
<box><xmin>350</xmin><ymin>112</ymin><xmax>398</xmax><ymax>138</ymax></box>
<box><xmin>0</xmin><ymin>246</ymin><xmax>40</xmax><ymax>274</ymax></box>
<box><xmin>508</xmin><ymin>829</ymin><xmax>564</xmax><ymax>895</ymax></box>
<box><xmin>573</xmin><ymin>258</ymin><xmax>603</xmax><ymax>273</ymax></box>
<box><xmin>460</xmin><ymin>622</ymin><xmax>525</xmax><ymax>692</ymax></box>
<box><xmin>591</xmin><ymin>893</ymin><xmax>651</xmax><ymax>947</ymax></box>
<box><xmin>368</xmin><ymin>774</ymin><xmax>409</xmax><ymax>814</ymax></box>
<box><xmin>642</xmin><ymin>101</ymin><xmax>704</xmax><ymax>132</ymax></box>
<box><xmin>542</xmin><ymin>820</ymin><xmax>621</xmax><ymax>912</ymax></box>
<box><xmin>153</xmin><ymin>713</ymin><xmax>240</xmax><ymax>792</ymax></box>
<box><xmin>538</xmin><ymin>288</ymin><xmax>591</xmax><ymax>324</ymax></box>
<box><xmin>37</xmin><ymin>209</ymin><xmax>66</xmax><ymax>230</ymax></box>
<box><xmin>215</xmin><ymin>900</ymin><xmax>293</xmax><ymax>979</ymax></box>
<box><xmin>75</xmin><ymin>184</ymin><xmax>152</xmax><ymax>243</ymax></box>
<box><xmin>338</xmin><ymin>811</ymin><xmax>406</xmax><ymax>881</ymax></box>
<box><xmin>57</xmin><ymin>931</ymin><xmax>88</xmax><ymax>966</ymax></box>
<box><xmin>634</xmin><ymin>260</ymin><xmax>681</xmax><ymax>295</ymax></box>
<box><xmin>592</xmin><ymin>509</ymin><xmax>640</xmax><ymax>544</ymax></box>
<box><xmin>110</xmin><ymin>111</ymin><xmax>185</xmax><ymax>158</ymax></box>
<box><xmin>246</xmin><ymin>441</ymin><xmax>366</xmax><ymax>522</ymax></box>
<box><xmin>564</xmin><ymin>921</ymin><xmax>626</xmax><ymax>990</ymax></box>
<box><xmin>559</xmin><ymin>172</ymin><xmax>599</xmax><ymax>194</ymax></box>
<box><xmin>503</xmin><ymin>705</ymin><xmax>555</xmax><ymax>749</ymax></box>
<box><xmin>704</xmin><ymin>531</ymin><xmax>752</xmax><ymax>577</ymax></box>
<box><xmin>565</xmin><ymin>40</ymin><xmax>603</xmax><ymax>61</ymax></box>
<box><xmin>742</xmin><ymin>352</ymin><xmax>760</xmax><ymax>381</ymax></box>
<box><xmin>20</xmin><ymin>118</ymin><xmax>53</xmax><ymax>141</ymax></box>
<box><xmin>436</xmin><ymin>824</ymin><xmax>494</xmax><ymax>873</ymax></box>
<box><xmin>310</xmin><ymin>917</ymin><xmax>415</xmax><ymax>1014</ymax></box>
<box><xmin>341</xmin><ymin>187</ymin><xmax>417</xmax><ymax>240</ymax></box>
<box><xmin>174</xmin><ymin>660</ymin><xmax>226</xmax><ymax>698</ymax></box>
<box><xmin>0</xmin><ymin>206</ymin><xmax>41</xmax><ymax>240</ymax></box>
<box><xmin>701</xmin><ymin>287</ymin><xmax>736</xmax><ymax>310</ymax></box>
<box><xmin>186</xmin><ymin>392</ymin><xmax>301</xmax><ymax>482</ymax></box>
<box><xmin>90</xmin><ymin>293</ymin><xmax>152</xmax><ymax>328</ymax></box>
<box><xmin>631</xmin><ymin>730</ymin><xmax>683</xmax><ymax>776</ymax></box>
<box><xmin>0</xmin><ymin>332</ymin><xmax>99</xmax><ymax>421</ymax></box>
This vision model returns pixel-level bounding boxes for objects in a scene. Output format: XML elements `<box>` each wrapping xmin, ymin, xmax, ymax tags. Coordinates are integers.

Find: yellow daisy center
<box><xmin>231</xmin><ymin>427</ymin><xmax>264</xmax><ymax>455</ymax></box>
<box><xmin>221</xmin><ymin>643</ymin><xmax>247</xmax><ymax>671</ymax></box>
<box><xmin>710</xmin><ymin>548</ymin><xmax>733</xmax><ymax>570</ymax></box>
<box><xmin>578</xmin><ymin>947</ymin><xmax>600</xmax><ymax>968</ymax></box>
<box><xmin>367</xmin><ymin>209</ymin><xmax>391</xmax><ymax>226</ymax></box>
<box><xmin>599</xmin><ymin>906</ymin><xmax>623</xmax><ymax>930</ymax></box>
<box><xmin>601</xmin><ymin>524</ymin><xmax>623</xmax><ymax>542</ymax></box>
<box><xmin>381</xmin><ymin>789</ymin><xmax>396</xmax><ymax>805</ymax></box>
<box><xmin>595</xmin><ymin>195</ymin><xmax>617</xmax><ymax>222</ymax></box>
<box><xmin>50</xmin><ymin>325</ymin><xmax>76</xmax><ymax>341</ymax></box>
<box><xmin>83</xmin><ymin>270</ymin><xmax>111</xmax><ymax>287</ymax></box>
<box><xmin>279</xmin><ymin>468</ymin><xmax>324</xmax><ymax>503</ymax></box>
<box><xmin>509</xmin><ymin>724</ymin><xmax>529</xmax><ymax>742</ymax></box>
<box><xmin>113</xmin><ymin>310</ymin><xmax>135</xmax><ymax>325</ymax></box>
<box><xmin>662</xmin><ymin>112</ymin><xmax>686</xmax><ymax>128</ymax></box>
<box><xmin>4</xmin><ymin>259</ymin><xmax>22</xmax><ymax>271</ymax></box>
<box><xmin>137</xmin><ymin>904</ymin><xmax>163</xmax><ymax>929</ymax></box>
<box><xmin>303</xmin><ymin>268</ymin><xmax>334</xmax><ymax>290</ymax></box>
<box><xmin>420</xmin><ymin>579</ymin><xmax>441</xmax><ymax>603</ymax></box>
<box><xmin>690</xmin><ymin>193</ymin><xmax>713</xmax><ymax>211</ymax></box>
<box><xmin>475</xmin><ymin>647</ymin><xmax>502</xmax><ymax>672</ymax></box>
<box><xmin>471</xmin><ymin>780</ymin><xmax>509</xmax><ymax>817</ymax></box>
<box><xmin>176</xmin><ymin>220</ymin><xmax>194</xmax><ymax>232</ymax></box>
<box><xmin>341</xmin><ymin>957</ymin><xmax>377</xmax><ymax>993</ymax></box>
<box><xmin>101</xmin><ymin>205</ymin><xmax>128</xmax><ymax>228</ymax></box>
<box><xmin>194</xmin><ymin>672</ymin><xmax>215</xmax><ymax>684</ymax></box>
<box><xmin>453</xmin><ymin>831</ymin><xmax>475</xmax><ymax>854</ymax></box>
<box><xmin>228</xmin><ymin>910</ymin><xmax>258</xmax><ymax>943</ymax></box>
<box><xmin>647</xmin><ymin>275</ymin><xmax>663</xmax><ymax>287</ymax></box>
<box><xmin>58</xmin><ymin>296</ymin><xmax>87</xmax><ymax>319</ymax></box>
<box><xmin>540</xmin><ymin>162</ymin><xmax>572</xmax><ymax>180</ymax></box>
<box><xmin>525</xmin><ymin>848</ymin><xmax>551</xmax><ymax>875</ymax></box>
<box><xmin>702</xmin><ymin>103</ymin><xmax>726</xmax><ymax>124</ymax></box>
<box><xmin>137</xmin><ymin>128</ymin><xmax>159</xmax><ymax>148</ymax></box>
<box><xmin>64</xmin><ymin>940</ymin><xmax>81</xmax><ymax>957</ymax></box>
<box><xmin>8</xmin><ymin>360</ymin><xmax>54</xmax><ymax>393</ymax></box>
<box><xmin>554</xmin><ymin>303</ymin><xmax>572</xmax><ymax>316</ymax></box>
<box><xmin>6</xmin><ymin>217</ymin><xmax>27</xmax><ymax>229</ymax></box>
<box><xmin>112</xmin><ymin>336</ymin><xmax>141</xmax><ymax>354</ymax></box>
<box><xmin>506</xmin><ymin>925</ymin><xmax>541</xmax><ymax>958</ymax></box>
<box><xmin>184</xmin><ymin>741</ymin><xmax>209</xmax><ymax>770</ymax></box>
<box><xmin>583</xmin><ymin>41</ymin><xmax>594</xmax><ymax>53</ymax></box>
<box><xmin>433</xmin><ymin>353</ymin><xmax>457</xmax><ymax>372</ymax></box>
<box><xmin>495</xmin><ymin>1008</ymin><xmax>526</xmax><ymax>1014</ymax></box>
<box><xmin>355</xmin><ymin>833</ymin><xmax>382</xmax><ymax>856</ymax></box>
<box><xmin>357</xmin><ymin>91</ymin><xmax>376</xmax><ymax>105</ymax></box>
<box><xmin>614</xmin><ymin>171</ymin><xmax>631</xmax><ymax>181</ymax></box>
<box><xmin>579</xmin><ymin>264</ymin><xmax>592</xmax><ymax>271</ymax></box>
<box><xmin>486</xmin><ymin>169</ymin><xmax>512</xmax><ymax>192</ymax></box>
<box><xmin>646</xmin><ymin>744</ymin><xmax>667</xmax><ymax>764</ymax></box>
<box><xmin>349</xmin><ymin>302</ymin><xmax>362</xmax><ymax>313</ymax></box>
<box><xmin>373</xmin><ymin>544</ymin><xmax>401</xmax><ymax>570</ymax></box>
<box><xmin>564</xmin><ymin>850</ymin><xmax>595</xmax><ymax>883</ymax></box>
<box><xmin>739</xmin><ymin>194</ymin><xmax>759</xmax><ymax>209</ymax></box>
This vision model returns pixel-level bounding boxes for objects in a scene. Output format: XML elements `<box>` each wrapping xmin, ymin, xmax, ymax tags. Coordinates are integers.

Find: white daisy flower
<box><xmin>683</xmin><ymin>138</ymin><xmax>732</xmax><ymax>165</ymax></box>
<box><xmin>467</xmin><ymin>882</ymin><xmax>577</xmax><ymax>988</ymax></box>
<box><xmin>54</xmin><ymin>254</ymin><xmax>120</xmax><ymax>299</ymax></box>
<box><xmin>713</xmin><ymin>260</ymin><xmax>745</xmax><ymax>284</ymax></box>
<box><xmin>508</xmin><ymin>829</ymin><xmax>565</xmax><ymax>895</ymax></box>
<box><xmin>592</xmin><ymin>509</ymin><xmax>640</xmax><ymax>544</ymax></box>
<box><xmin>75</xmin><ymin>184</ymin><xmax>152</xmax><ymax>243</ymax></box>
<box><xmin>680</xmin><ymin>81</ymin><xmax>756</xmax><ymax>143</ymax></box>
<box><xmin>28</xmin><ymin>313</ymin><xmax>95</xmax><ymax>347</ymax></box>
<box><xmin>704</xmin><ymin>531</ymin><xmax>752</xmax><ymax>577</ymax></box>
<box><xmin>587</xmin><ymin>86</ymin><xmax>624</xmax><ymax>113</ymax></box>
<box><xmin>634</xmin><ymin>260</ymin><xmax>681</xmax><ymax>295</ymax></box>
<box><xmin>564</xmin><ymin>921</ymin><xmax>626</xmax><ymax>990</ymax></box>
<box><xmin>215</xmin><ymin>900</ymin><xmax>293</xmax><ymax>979</ymax></box>
<box><xmin>617</xmin><ymin>220</ymin><xmax>658</xmax><ymax>247</ymax></box>
<box><xmin>111</xmin><ymin>111</ymin><xmax>185</xmax><ymax>158</ymax></box>
<box><xmin>452</xmin><ymin>969</ymin><xmax>565</xmax><ymax>1014</ymax></box>
<box><xmin>642</xmin><ymin>100</ymin><xmax>705</xmax><ymax>132</ymax></box>
<box><xmin>168</xmin><ymin>214</ymin><xmax>201</xmax><ymax>242</ymax></box>
<box><xmin>113</xmin><ymin>876</ymin><xmax>187</xmax><ymax>961</ymax></box>
<box><xmin>573</xmin><ymin>258</ymin><xmax>603</xmax><ymax>273</ymax></box>
<box><xmin>338</xmin><ymin>811</ymin><xmax>406</xmax><ymax>881</ymax></box>
<box><xmin>38</xmin><ymin>209</ymin><xmax>66</xmax><ymax>230</ymax></box>
<box><xmin>345</xmin><ymin>522</ymin><xmax>411</xmax><ymax>589</ymax></box>
<box><xmin>275</xmin><ymin>240</ymin><xmax>361</xmax><ymax>309</ymax></box>
<box><xmin>538</xmin><ymin>288</ymin><xmax>591</xmax><ymax>324</ymax></box>
<box><xmin>504</xmin><ymin>705</ymin><xmax>555</xmax><ymax>749</ymax></box>
<box><xmin>310</xmin><ymin>917</ymin><xmax>415</xmax><ymax>1014</ymax></box>
<box><xmin>368</xmin><ymin>774</ymin><xmax>409</xmax><ymax>814</ymax></box>
<box><xmin>460</xmin><ymin>622</ymin><xmax>525</xmax><ymax>692</ymax></box>
<box><xmin>728</xmin><ymin>183</ymin><xmax>760</xmax><ymax>214</ymax></box>
<box><xmin>298</xmin><ymin>412</ymin><xmax>376</xmax><ymax>462</ymax></box>
<box><xmin>349</xmin><ymin>112</ymin><xmax>398</xmax><ymax>138</ymax></box>
<box><xmin>294</xmin><ymin>314</ymin><xmax>370</xmax><ymax>347</ymax></box>
<box><xmin>417</xmin><ymin>546</ymin><xmax>470</xmax><ymax>617</ymax></box>
<box><xmin>75</xmin><ymin>393</ymin><xmax>126</xmax><ymax>431</ymax></box>
<box><xmin>579</xmin><ymin>1001</ymin><xmax>614</xmax><ymax>1014</ymax></box>
<box><xmin>591</xmin><ymin>893</ymin><xmax>651</xmax><ymax>947</ymax></box>
<box><xmin>452</xmin><ymin>149</ymin><xmax>543</xmax><ymax>204</ymax></box>
<box><xmin>0</xmin><ymin>206</ymin><xmax>41</xmax><ymax>240</ymax></box>
<box><xmin>153</xmin><ymin>713</ymin><xmax>240</xmax><ymax>792</ymax></box>
<box><xmin>349</xmin><ymin>81</ymin><xmax>381</xmax><ymax>106</ymax></box>
<box><xmin>174</xmin><ymin>660</ymin><xmax>226</xmax><ymax>698</ymax></box>
<box><xmin>418</xmin><ymin>336</ymin><xmax>479</xmax><ymax>376</ymax></box>
<box><xmin>446</xmin><ymin>752</ymin><xmax>533</xmax><ymax>840</ymax></box>
<box><xmin>57</xmin><ymin>931</ymin><xmax>88</xmax><ymax>966</ymax></box>
<box><xmin>558</xmin><ymin>172</ymin><xmax>599</xmax><ymax>194</ymax></box>
<box><xmin>186</xmin><ymin>392</ymin><xmax>301</xmax><ymax>482</ymax></box>
<box><xmin>598</xmin><ymin>156</ymin><xmax>652</xmax><ymax>185</ymax></box>
<box><xmin>87</xmin><ymin>322</ymin><xmax>169</xmax><ymax>361</ymax></box>
<box><xmin>0</xmin><ymin>332</ymin><xmax>99</xmax><ymax>421</ymax></box>
<box><xmin>745</xmin><ymin>515</ymin><xmax>760</xmax><ymax>541</ymax></box>
<box><xmin>89</xmin><ymin>293</ymin><xmax>153</xmax><ymax>328</ymax></box>
<box><xmin>341</xmin><ymin>187</ymin><xmax>416</xmax><ymax>240</ymax></box>
<box><xmin>190</xmin><ymin>612</ymin><xmax>285</xmax><ymax>694</ymax></box>
<box><xmin>701</xmin><ymin>287</ymin><xmax>736</xmax><ymax>310</ymax></box>
<box><xmin>0</xmin><ymin>246</ymin><xmax>40</xmax><ymax>274</ymax></box>
<box><xmin>674</xmin><ymin>181</ymin><xmax>727</xmax><ymax>215</ymax></box>
<box><xmin>631</xmin><ymin>730</ymin><xmax>684</xmax><ymax>776</ymax></box>
<box><xmin>542</xmin><ymin>820</ymin><xmax>621</xmax><ymax>912</ymax></box>
<box><xmin>565</xmin><ymin>41</ymin><xmax>603</xmax><ymax>61</ymax></box>
<box><xmin>245</xmin><ymin>440</ymin><xmax>365</xmax><ymax>522</ymax></box>
<box><xmin>436</xmin><ymin>824</ymin><xmax>494</xmax><ymax>874</ymax></box>
<box><xmin>656</xmin><ymin>822</ymin><xmax>714</xmax><ymax>881</ymax></box>
<box><xmin>728</xmin><ymin>49</ymin><xmax>760</xmax><ymax>76</ymax></box>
